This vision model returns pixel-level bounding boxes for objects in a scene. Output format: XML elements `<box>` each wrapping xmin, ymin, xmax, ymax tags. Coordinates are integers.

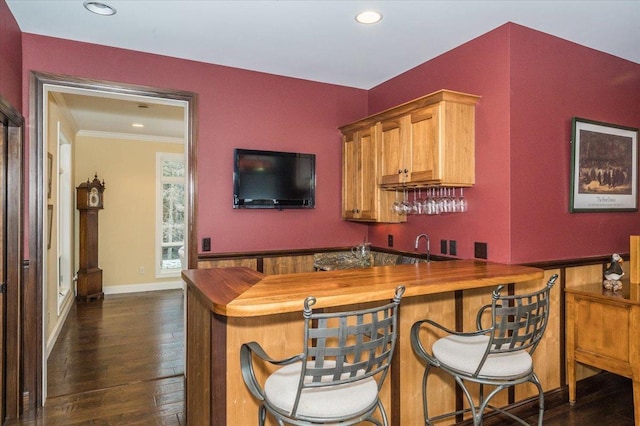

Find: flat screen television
<box><xmin>233</xmin><ymin>148</ymin><xmax>316</xmax><ymax>209</ymax></box>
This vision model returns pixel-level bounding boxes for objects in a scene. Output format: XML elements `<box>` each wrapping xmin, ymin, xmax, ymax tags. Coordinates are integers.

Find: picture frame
<box><xmin>47</xmin><ymin>204</ymin><xmax>53</xmax><ymax>250</ymax></box>
<box><xmin>47</xmin><ymin>152</ymin><xmax>53</xmax><ymax>200</ymax></box>
<box><xmin>570</xmin><ymin>117</ymin><xmax>639</xmax><ymax>212</ymax></box>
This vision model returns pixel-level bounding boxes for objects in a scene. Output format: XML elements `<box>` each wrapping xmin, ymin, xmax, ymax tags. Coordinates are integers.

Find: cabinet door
<box><xmin>408</xmin><ymin>105</ymin><xmax>438</xmax><ymax>183</ymax></box>
<box><xmin>439</xmin><ymin>100</ymin><xmax>476</xmax><ymax>186</ymax></box>
<box><xmin>342</xmin><ymin>128</ymin><xmax>377</xmax><ymax>220</ymax></box>
<box><xmin>358</xmin><ymin>127</ymin><xmax>378</xmax><ymax>220</ymax></box>
<box><xmin>379</xmin><ymin>118</ymin><xmax>407</xmax><ymax>186</ymax></box>
<box><xmin>342</xmin><ymin>132</ymin><xmax>359</xmax><ymax>219</ymax></box>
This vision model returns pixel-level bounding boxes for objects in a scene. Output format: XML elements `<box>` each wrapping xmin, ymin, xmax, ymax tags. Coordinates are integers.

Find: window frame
<box><xmin>155</xmin><ymin>152</ymin><xmax>187</xmax><ymax>278</ymax></box>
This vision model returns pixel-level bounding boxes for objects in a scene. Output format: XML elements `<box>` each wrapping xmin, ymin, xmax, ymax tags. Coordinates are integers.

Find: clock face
<box><xmin>89</xmin><ymin>187</ymin><xmax>100</xmax><ymax>207</ymax></box>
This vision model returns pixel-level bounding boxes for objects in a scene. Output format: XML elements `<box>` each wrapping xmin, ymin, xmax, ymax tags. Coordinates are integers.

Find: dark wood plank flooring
<box><xmin>8</xmin><ymin>290</ymin><xmax>185</xmax><ymax>425</ymax></box>
<box><xmin>5</xmin><ymin>288</ymin><xmax>636</xmax><ymax>425</ymax></box>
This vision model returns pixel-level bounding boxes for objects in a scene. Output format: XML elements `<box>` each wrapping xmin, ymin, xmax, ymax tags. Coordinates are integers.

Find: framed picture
<box><xmin>570</xmin><ymin>117</ymin><xmax>639</xmax><ymax>212</ymax></box>
<box><xmin>47</xmin><ymin>152</ymin><xmax>53</xmax><ymax>200</ymax></box>
<box><xmin>47</xmin><ymin>204</ymin><xmax>53</xmax><ymax>250</ymax></box>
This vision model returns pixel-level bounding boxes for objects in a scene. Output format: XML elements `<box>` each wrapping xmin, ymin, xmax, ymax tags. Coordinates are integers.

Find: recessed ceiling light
<box><xmin>132</xmin><ymin>123</ymin><xmax>144</xmax><ymax>128</ymax></box>
<box><xmin>355</xmin><ymin>10</ymin><xmax>382</xmax><ymax>24</ymax></box>
<box><xmin>83</xmin><ymin>1</ymin><xmax>117</xmax><ymax>16</ymax></box>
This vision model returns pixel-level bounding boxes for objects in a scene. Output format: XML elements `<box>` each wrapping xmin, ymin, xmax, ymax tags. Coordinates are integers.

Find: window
<box><xmin>156</xmin><ymin>153</ymin><xmax>186</xmax><ymax>277</ymax></box>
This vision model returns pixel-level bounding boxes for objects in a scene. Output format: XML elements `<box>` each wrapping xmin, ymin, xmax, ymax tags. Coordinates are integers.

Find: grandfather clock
<box><xmin>76</xmin><ymin>174</ymin><xmax>105</xmax><ymax>301</ymax></box>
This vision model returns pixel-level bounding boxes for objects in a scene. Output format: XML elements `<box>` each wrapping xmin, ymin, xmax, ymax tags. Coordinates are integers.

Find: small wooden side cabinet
<box><xmin>565</xmin><ymin>280</ymin><xmax>640</xmax><ymax>424</ymax></box>
<box><xmin>76</xmin><ymin>175</ymin><xmax>105</xmax><ymax>301</ymax></box>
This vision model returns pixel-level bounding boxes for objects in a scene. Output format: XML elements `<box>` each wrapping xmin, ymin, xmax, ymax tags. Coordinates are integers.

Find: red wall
<box><xmin>0</xmin><ymin>0</ymin><xmax>22</xmax><ymax>110</ymax></box>
<box><xmin>21</xmin><ymin>34</ymin><xmax>370</xmax><ymax>253</ymax></box>
<box><xmin>509</xmin><ymin>25</ymin><xmax>640</xmax><ymax>262</ymax></box>
<box><xmin>367</xmin><ymin>24</ymin><xmax>515</xmax><ymax>262</ymax></box>
<box><xmin>368</xmin><ymin>23</ymin><xmax>640</xmax><ymax>263</ymax></box>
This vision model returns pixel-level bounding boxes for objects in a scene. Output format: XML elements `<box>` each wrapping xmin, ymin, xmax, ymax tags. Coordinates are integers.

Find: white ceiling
<box><xmin>8</xmin><ymin>0</ymin><xmax>640</xmax><ymax>137</ymax></box>
<box><xmin>52</xmin><ymin>90</ymin><xmax>187</xmax><ymax>140</ymax></box>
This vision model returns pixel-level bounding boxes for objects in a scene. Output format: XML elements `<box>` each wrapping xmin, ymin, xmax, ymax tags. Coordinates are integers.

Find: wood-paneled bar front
<box><xmin>183</xmin><ymin>259</ymin><xmax>545</xmax><ymax>425</ymax></box>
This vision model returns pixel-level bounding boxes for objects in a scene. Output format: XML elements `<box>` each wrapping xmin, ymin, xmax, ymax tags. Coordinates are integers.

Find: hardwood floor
<box><xmin>461</xmin><ymin>371</ymin><xmax>635</xmax><ymax>426</ymax></box>
<box><xmin>8</xmin><ymin>290</ymin><xmax>185</xmax><ymax>425</ymax></box>
<box><xmin>5</xmin><ymin>288</ymin><xmax>636</xmax><ymax>425</ymax></box>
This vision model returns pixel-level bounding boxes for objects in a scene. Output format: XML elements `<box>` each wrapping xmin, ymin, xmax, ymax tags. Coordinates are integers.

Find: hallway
<box><xmin>10</xmin><ymin>290</ymin><xmax>185</xmax><ymax>425</ymax></box>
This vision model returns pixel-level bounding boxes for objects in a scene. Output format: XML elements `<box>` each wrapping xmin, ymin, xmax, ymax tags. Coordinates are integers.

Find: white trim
<box><xmin>45</xmin><ymin>291</ymin><xmax>74</xmax><ymax>359</ymax></box>
<box><xmin>103</xmin><ymin>280</ymin><xmax>185</xmax><ymax>295</ymax></box>
<box><xmin>77</xmin><ymin>129</ymin><xmax>184</xmax><ymax>144</ymax></box>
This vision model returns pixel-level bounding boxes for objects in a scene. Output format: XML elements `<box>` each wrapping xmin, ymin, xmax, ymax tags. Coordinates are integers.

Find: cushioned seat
<box><xmin>264</xmin><ymin>361</ymin><xmax>379</xmax><ymax>419</ymax></box>
<box><xmin>432</xmin><ymin>335</ymin><xmax>533</xmax><ymax>378</ymax></box>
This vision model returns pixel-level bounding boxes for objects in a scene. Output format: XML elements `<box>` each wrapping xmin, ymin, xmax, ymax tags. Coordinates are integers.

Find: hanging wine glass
<box><xmin>401</xmin><ymin>188</ymin><xmax>411</xmax><ymax>215</ymax></box>
<box><xmin>443</xmin><ymin>188</ymin><xmax>451</xmax><ymax>213</ymax></box>
<box><xmin>459</xmin><ymin>187</ymin><xmax>468</xmax><ymax>212</ymax></box>
<box><xmin>392</xmin><ymin>189</ymin><xmax>402</xmax><ymax>214</ymax></box>
<box><xmin>422</xmin><ymin>188</ymin><xmax>430</xmax><ymax>215</ymax></box>
<box><xmin>414</xmin><ymin>188</ymin><xmax>424</xmax><ymax>215</ymax></box>
<box><xmin>435</xmin><ymin>187</ymin><xmax>443</xmax><ymax>215</ymax></box>
<box><xmin>451</xmin><ymin>187</ymin><xmax>460</xmax><ymax>212</ymax></box>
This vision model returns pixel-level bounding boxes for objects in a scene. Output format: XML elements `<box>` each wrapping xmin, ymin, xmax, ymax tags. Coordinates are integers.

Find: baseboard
<box><xmin>103</xmin><ymin>280</ymin><xmax>185</xmax><ymax>295</ymax></box>
<box><xmin>45</xmin><ymin>292</ymin><xmax>74</xmax><ymax>359</ymax></box>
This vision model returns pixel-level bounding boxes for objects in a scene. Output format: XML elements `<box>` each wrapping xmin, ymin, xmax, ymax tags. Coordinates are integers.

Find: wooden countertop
<box><xmin>182</xmin><ymin>259</ymin><xmax>543</xmax><ymax>317</ymax></box>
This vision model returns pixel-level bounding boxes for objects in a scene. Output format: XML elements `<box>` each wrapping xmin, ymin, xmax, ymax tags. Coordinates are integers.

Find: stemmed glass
<box><xmin>459</xmin><ymin>187</ymin><xmax>468</xmax><ymax>212</ymax></box>
<box><xmin>426</xmin><ymin>188</ymin><xmax>436</xmax><ymax>215</ymax></box>
<box><xmin>391</xmin><ymin>189</ymin><xmax>402</xmax><ymax>215</ymax></box>
<box><xmin>435</xmin><ymin>188</ymin><xmax>444</xmax><ymax>215</ymax></box>
<box><xmin>414</xmin><ymin>188</ymin><xmax>424</xmax><ymax>215</ymax></box>
<box><xmin>401</xmin><ymin>188</ymin><xmax>411</xmax><ymax>215</ymax></box>
<box><xmin>450</xmin><ymin>188</ymin><xmax>459</xmax><ymax>212</ymax></box>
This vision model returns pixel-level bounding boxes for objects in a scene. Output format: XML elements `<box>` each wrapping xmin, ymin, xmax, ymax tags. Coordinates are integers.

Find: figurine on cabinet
<box><xmin>603</xmin><ymin>253</ymin><xmax>624</xmax><ymax>291</ymax></box>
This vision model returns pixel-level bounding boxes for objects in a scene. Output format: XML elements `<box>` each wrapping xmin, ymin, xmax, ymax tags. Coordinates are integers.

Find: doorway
<box><xmin>29</xmin><ymin>72</ymin><xmax>198</xmax><ymax>408</ymax></box>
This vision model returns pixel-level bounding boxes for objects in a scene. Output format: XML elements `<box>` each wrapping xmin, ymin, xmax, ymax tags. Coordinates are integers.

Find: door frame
<box><xmin>28</xmin><ymin>71</ymin><xmax>198</xmax><ymax>409</ymax></box>
<box><xmin>0</xmin><ymin>93</ymin><xmax>25</xmax><ymax>421</ymax></box>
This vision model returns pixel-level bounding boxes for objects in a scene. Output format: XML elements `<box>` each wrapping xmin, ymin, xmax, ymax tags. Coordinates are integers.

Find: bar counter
<box><xmin>183</xmin><ymin>259</ymin><xmax>544</xmax><ymax>425</ymax></box>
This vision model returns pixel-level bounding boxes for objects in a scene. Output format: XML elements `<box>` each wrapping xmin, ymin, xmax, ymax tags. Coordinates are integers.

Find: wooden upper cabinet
<box><xmin>378</xmin><ymin>90</ymin><xmax>479</xmax><ymax>188</ymax></box>
<box><xmin>340</xmin><ymin>89</ymin><xmax>478</xmax><ymax>222</ymax></box>
<box><xmin>343</xmin><ymin>89</ymin><xmax>480</xmax><ymax>192</ymax></box>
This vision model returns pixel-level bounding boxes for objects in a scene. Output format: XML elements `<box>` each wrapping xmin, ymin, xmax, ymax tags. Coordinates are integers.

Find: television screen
<box><xmin>233</xmin><ymin>149</ymin><xmax>316</xmax><ymax>209</ymax></box>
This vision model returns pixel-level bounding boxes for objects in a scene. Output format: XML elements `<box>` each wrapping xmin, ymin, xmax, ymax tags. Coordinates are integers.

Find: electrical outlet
<box><xmin>387</xmin><ymin>234</ymin><xmax>394</xmax><ymax>247</ymax></box>
<box><xmin>449</xmin><ymin>240</ymin><xmax>457</xmax><ymax>256</ymax></box>
<box><xmin>139</xmin><ymin>267</ymin><xmax>145</xmax><ymax>275</ymax></box>
<box><xmin>475</xmin><ymin>242</ymin><xmax>488</xmax><ymax>259</ymax></box>
<box><xmin>202</xmin><ymin>237</ymin><xmax>211</xmax><ymax>252</ymax></box>
<box><xmin>440</xmin><ymin>240</ymin><xmax>448</xmax><ymax>255</ymax></box>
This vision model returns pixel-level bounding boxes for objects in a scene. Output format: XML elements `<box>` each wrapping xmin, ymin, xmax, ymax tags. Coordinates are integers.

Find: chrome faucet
<box><xmin>415</xmin><ymin>233</ymin><xmax>430</xmax><ymax>263</ymax></box>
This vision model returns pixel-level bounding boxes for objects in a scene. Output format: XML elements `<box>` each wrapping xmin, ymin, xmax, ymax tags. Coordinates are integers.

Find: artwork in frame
<box><xmin>570</xmin><ymin>117</ymin><xmax>639</xmax><ymax>212</ymax></box>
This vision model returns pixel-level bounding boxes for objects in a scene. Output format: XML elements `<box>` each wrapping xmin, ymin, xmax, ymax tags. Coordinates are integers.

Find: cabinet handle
<box><xmin>404</xmin><ymin>168</ymin><xmax>408</xmax><ymax>174</ymax></box>
<box><xmin>352</xmin><ymin>208</ymin><xmax>360</xmax><ymax>214</ymax></box>
<box><xmin>398</xmin><ymin>169</ymin><xmax>402</xmax><ymax>174</ymax></box>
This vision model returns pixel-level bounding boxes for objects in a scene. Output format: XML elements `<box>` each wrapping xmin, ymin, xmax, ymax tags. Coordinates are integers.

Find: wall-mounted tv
<box><xmin>233</xmin><ymin>148</ymin><xmax>316</xmax><ymax>209</ymax></box>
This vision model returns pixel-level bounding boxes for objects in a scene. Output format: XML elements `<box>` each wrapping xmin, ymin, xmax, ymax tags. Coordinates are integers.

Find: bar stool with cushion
<box><xmin>241</xmin><ymin>285</ymin><xmax>405</xmax><ymax>426</ymax></box>
<box><xmin>411</xmin><ymin>275</ymin><xmax>558</xmax><ymax>426</ymax></box>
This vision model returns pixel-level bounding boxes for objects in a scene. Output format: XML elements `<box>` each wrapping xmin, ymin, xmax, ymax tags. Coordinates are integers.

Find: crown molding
<box><xmin>77</xmin><ymin>129</ymin><xmax>184</xmax><ymax>144</ymax></box>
